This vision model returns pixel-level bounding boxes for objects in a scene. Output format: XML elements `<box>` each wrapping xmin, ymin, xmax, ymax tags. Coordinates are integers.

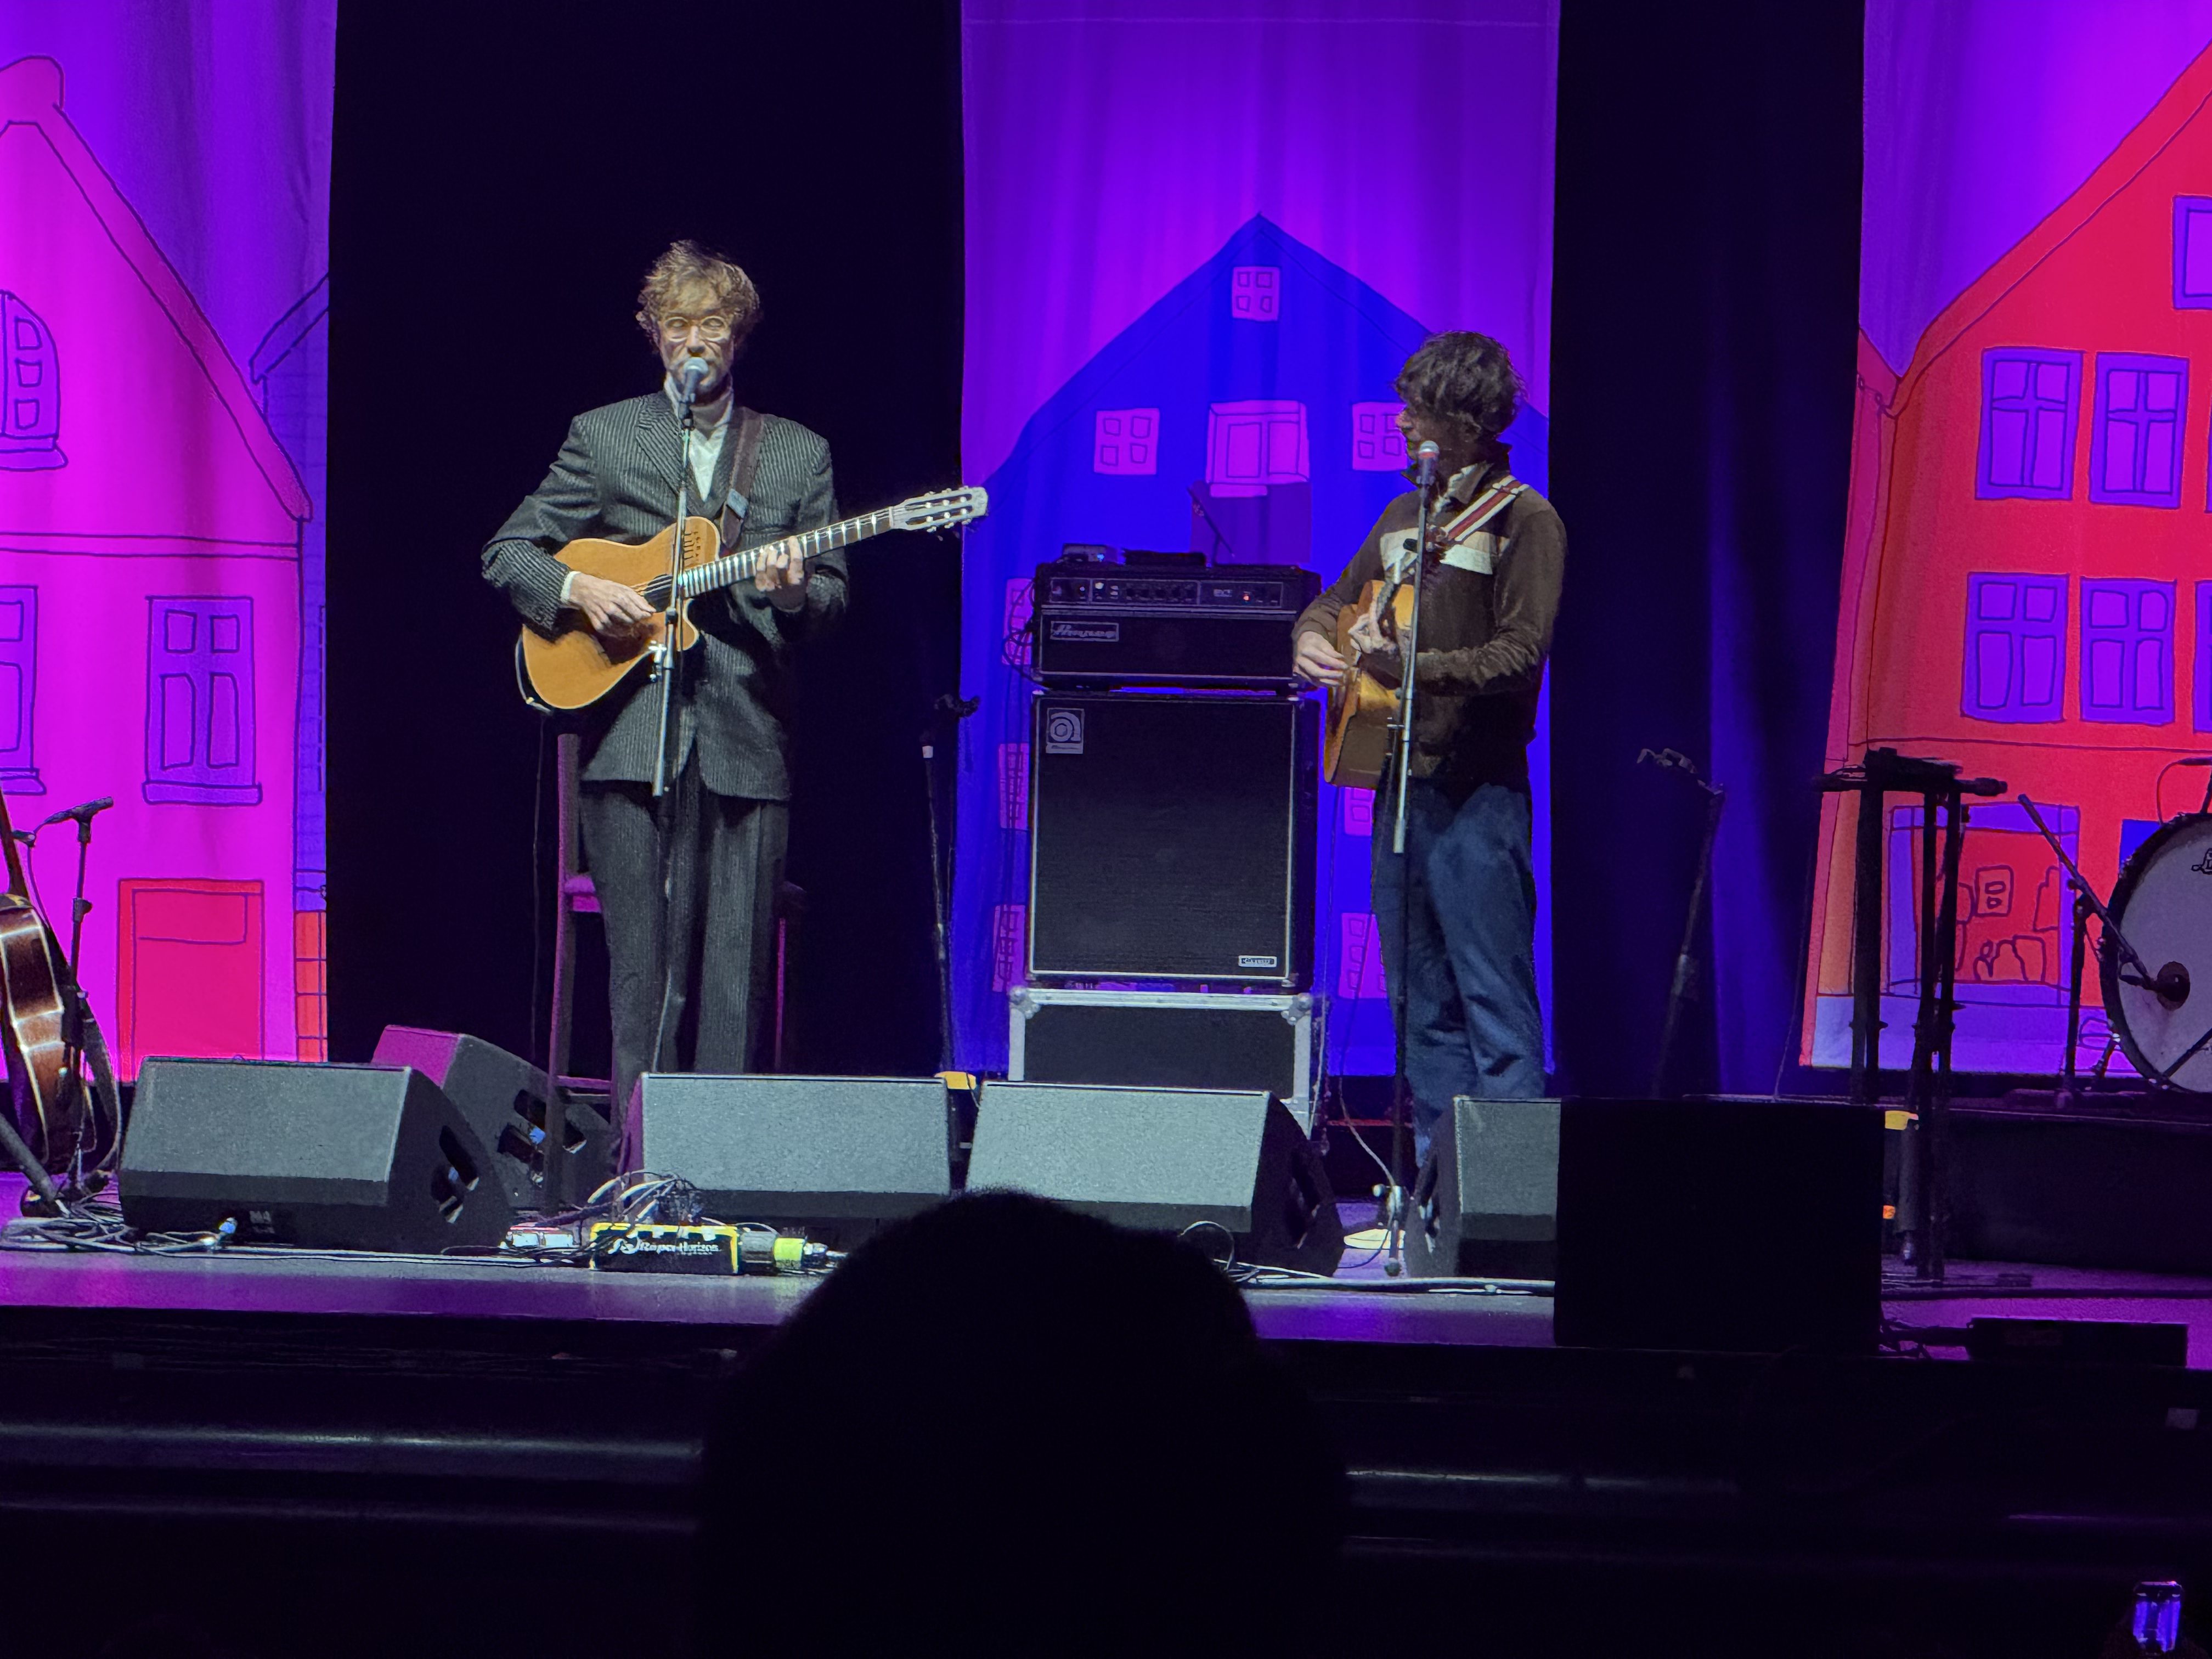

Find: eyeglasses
<box><xmin>657</xmin><ymin>313</ymin><xmax>736</xmax><ymax>342</ymax></box>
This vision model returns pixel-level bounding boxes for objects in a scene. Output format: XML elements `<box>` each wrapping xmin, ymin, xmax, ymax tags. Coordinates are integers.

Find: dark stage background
<box><xmin>326</xmin><ymin>0</ymin><xmax>1863</xmax><ymax>1097</ymax></box>
<box><xmin>326</xmin><ymin>1</ymin><xmax>965</xmax><ymax>1077</ymax></box>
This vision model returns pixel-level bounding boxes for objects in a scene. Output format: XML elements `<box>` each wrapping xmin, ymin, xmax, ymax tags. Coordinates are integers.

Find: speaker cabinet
<box><xmin>969</xmin><ymin>1082</ymin><xmax>1342</xmax><ymax>1275</ymax></box>
<box><xmin>1553</xmin><ymin>1097</ymin><xmax>1884</xmax><ymax>1355</ymax></box>
<box><xmin>371</xmin><ymin>1025</ymin><xmax>614</xmax><ymax>1213</ymax></box>
<box><xmin>637</xmin><ymin>1075</ymin><xmax>953</xmax><ymax>1249</ymax></box>
<box><xmin>119</xmin><ymin>1059</ymin><xmax>515</xmax><ymax>1250</ymax></box>
<box><xmin>1027</xmin><ymin>693</ymin><xmax>1315</xmax><ymax>984</ymax></box>
<box><xmin>1406</xmin><ymin>1097</ymin><xmax>1560</xmax><ymax>1281</ymax></box>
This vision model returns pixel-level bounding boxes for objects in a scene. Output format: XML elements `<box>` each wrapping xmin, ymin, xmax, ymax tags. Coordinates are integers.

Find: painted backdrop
<box><xmin>1812</xmin><ymin>1</ymin><xmax>2212</xmax><ymax>1073</ymax></box>
<box><xmin>0</xmin><ymin>4</ymin><xmax>335</xmax><ymax>1072</ymax></box>
<box><xmin>955</xmin><ymin>0</ymin><xmax>1560</xmax><ymax>1076</ymax></box>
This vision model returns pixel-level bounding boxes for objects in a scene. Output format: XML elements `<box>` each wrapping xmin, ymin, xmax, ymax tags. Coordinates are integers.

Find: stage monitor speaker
<box><xmin>119</xmin><ymin>1058</ymin><xmax>516</xmax><ymax>1250</ymax></box>
<box><xmin>1553</xmin><ymin>1097</ymin><xmax>1884</xmax><ymax>1355</ymax></box>
<box><xmin>968</xmin><ymin>1082</ymin><xmax>1342</xmax><ymax>1275</ymax></box>
<box><xmin>636</xmin><ymin>1074</ymin><xmax>953</xmax><ymax>1249</ymax></box>
<box><xmin>371</xmin><ymin>1025</ymin><xmax>614</xmax><ymax>1213</ymax></box>
<box><xmin>1027</xmin><ymin>692</ymin><xmax>1315</xmax><ymax>985</ymax></box>
<box><xmin>1406</xmin><ymin>1097</ymin><xmax>1560</xmax><ymax>1281</ymax></box>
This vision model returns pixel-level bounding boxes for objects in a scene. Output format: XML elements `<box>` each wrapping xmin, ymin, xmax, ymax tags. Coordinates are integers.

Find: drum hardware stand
<box><xmin>1639</xmin><ymin>748</ymin><xmax>1725</xmax><ymax>1097</ymax></box>
<box><xmin>2017</xmin><ymin>796</ymin><xmax>2193</xmax><ymax>1064</ymax></box>
<box><xmin>1817</xmin><ymin>750</ymin><xmax>2005</xmax><ymax>1283</ymax></box>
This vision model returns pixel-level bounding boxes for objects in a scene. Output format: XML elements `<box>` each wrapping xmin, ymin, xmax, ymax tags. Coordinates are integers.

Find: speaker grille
<box><xmin>1027</xmin><ymin>695</ymin><xmax>1314</xmax><ymax>983</ymax></box>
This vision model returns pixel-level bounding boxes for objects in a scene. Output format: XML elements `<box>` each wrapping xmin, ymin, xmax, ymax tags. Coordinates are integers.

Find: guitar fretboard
<box><xmin>673</xmin><ymin>509</ymin><xmax>897</xmax><ymax>600</ymax></box>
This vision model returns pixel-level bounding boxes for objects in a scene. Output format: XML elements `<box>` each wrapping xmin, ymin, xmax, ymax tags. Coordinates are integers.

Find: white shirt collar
<box><xmin>663</xmin><ymin>374</ymin><xmax>733</xmax><ymax>435</ymax></box>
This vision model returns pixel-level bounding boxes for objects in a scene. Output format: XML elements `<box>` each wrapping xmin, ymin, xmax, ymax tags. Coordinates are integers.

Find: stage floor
<box><xmin>4</xmin><ymin>1183</ymin><xmax>2210</xmax><ymax>1362</ymax></box>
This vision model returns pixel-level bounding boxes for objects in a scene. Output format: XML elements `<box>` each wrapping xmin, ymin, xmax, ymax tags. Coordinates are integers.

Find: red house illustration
<box><xmin>0</xmin><ymin>55</ymin><xmax>317</xmax><ymax>1073</ymax></box>
<box><xmin>1810</xmin><ymin>41</ymin><xmax>2212</xmax><ymax>1074</ymax></box>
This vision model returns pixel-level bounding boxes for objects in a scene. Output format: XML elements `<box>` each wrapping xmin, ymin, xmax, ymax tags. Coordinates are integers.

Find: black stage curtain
<box><xmin>1549</xmin><ymin>0</ymin><xmax>1864</xmax><ymax>1097</ymax></box>
<box><xmin>325</xmin><ymin>1</ymin><xmax>963</xmax><ymax>1075</ymax></box>
<box><xmin>327</xmin><ymin>0</ymin><xmax>1863</xmax><ymax>1095</ymax></box>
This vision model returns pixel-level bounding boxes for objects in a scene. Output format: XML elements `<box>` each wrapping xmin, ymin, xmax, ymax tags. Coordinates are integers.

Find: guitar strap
<box><xmin>716</xmin><ymin>409</ymin><xmax>769</xmax><ymax>550</ymax></box>
<box><xmin>1385</xmin><ymin>474</ymin><xmax>1526</xmax><ymax>584</ymax></box>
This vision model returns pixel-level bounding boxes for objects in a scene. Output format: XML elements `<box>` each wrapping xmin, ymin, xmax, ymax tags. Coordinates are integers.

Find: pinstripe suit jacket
<box><xmin>482</xmin><ymin>393</ymin><xmax>844</xmax><ymax>800</ymax></box>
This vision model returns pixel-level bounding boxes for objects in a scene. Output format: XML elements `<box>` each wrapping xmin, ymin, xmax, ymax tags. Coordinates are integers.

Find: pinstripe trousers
<box><xmin>580</xmin><ymin>758</ymin><xmax>787</xmax><ymax>1125</ymax></box>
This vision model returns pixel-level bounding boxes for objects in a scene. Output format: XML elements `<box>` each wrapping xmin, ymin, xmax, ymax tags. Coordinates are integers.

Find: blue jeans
<box><xmin>1371</xmin><ymin>777</ymin><xmax>1545</xmax><ymax>1161</ymax></box>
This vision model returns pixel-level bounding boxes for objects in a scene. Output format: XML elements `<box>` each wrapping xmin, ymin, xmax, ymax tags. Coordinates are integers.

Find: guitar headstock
<box><xmin>890</xmin><ymin>486</ymin><xmax>989</xmax><ymax>533</ymax></box>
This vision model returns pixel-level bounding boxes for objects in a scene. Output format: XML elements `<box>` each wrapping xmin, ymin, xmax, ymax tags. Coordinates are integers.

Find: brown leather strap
<box><xmin>717</xmin><ymin>409</ymin><xmax>769</xmax><ymax>549</ymax></box>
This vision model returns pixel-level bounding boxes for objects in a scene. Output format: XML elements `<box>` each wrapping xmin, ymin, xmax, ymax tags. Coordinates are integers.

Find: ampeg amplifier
<box><xmin>1028</xmin><ymin>692</ymin><xmax>1315</xmax><ymax>984</ymax></box>
<box><xmin>1030</xmin><ymin>559</ymin><xmax>1319</xmax><ymax>686</ymax></box>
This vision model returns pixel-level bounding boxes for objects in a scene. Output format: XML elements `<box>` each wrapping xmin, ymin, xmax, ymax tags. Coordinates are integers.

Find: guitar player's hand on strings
<box><xmin>1347</xmin><ymin>601</ymin><xmax>1406</xmax><ymax>686</ymax></box>
<box><xmin>568</xmin><ymin>573</ymin><xmax>657</xmax><ymax>639</ymax></box>
<box><xmin>754</xmin><ymin>545</ymin><xmax>809</xmax><ymax>611</ymax></box>
<box><xmin>1293</xmin><ymin>630</ymin><xmax>1350</xmax><ymax>686</ymax></box>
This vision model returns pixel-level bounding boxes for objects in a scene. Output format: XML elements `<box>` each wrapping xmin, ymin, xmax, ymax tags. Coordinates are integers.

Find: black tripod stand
<box><xmin>1816</xmin><ymin>748</ymin><xmax>2004</xmax><ymax>1283</ymax></box>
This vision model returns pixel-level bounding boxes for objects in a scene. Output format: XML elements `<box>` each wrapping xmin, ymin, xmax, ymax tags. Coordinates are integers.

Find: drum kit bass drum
<box><xmin>2099</xmin><ymin>810</ymin><xmax>2212</xmax><ymax>1093</ymax></box>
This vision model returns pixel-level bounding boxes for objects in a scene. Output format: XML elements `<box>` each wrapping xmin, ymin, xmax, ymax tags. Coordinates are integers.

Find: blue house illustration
<box><xmin>952</xmin><ymin>215</ymin><xmax>1551</xmax><ymax>1076</ymax></box>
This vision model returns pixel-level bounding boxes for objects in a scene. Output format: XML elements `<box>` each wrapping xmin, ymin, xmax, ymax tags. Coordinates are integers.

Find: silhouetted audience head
<box><xmin>696</xmin><ymin>1192</ymin><xmax>1344</xmax><ymax>1656</ymax></box>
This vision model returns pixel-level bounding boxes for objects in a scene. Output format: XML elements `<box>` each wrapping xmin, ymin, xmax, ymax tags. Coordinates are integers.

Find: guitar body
<box><xmin>516</xmin><ymin>517</ymin><xmax>719</xmax><ymax>713</ymax></box>
<box><xmin>1323</xmin><ymin>579</ymin><xmax>1415</xmax><ymax>790</ymax></box>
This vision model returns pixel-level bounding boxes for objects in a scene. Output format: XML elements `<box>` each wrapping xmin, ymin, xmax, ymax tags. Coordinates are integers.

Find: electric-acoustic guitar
<box><xmin>516</xmin><ymin>486</ymin><xmax>988</xmax><ymax>712</ymax></box>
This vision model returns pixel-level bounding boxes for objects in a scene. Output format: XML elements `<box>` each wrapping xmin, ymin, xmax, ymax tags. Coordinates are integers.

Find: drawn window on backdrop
<box><xmin>0</xmin><ymin>585</ymin><xmax>41</xmax><ymax>794</ymax></box>
<box><xmin>2197</xmin><ymin>583</ymin><xmax>2212</xmax><ymax>732</ymax></box>
<box><xmin>145</xmin><ymin>597</ymin><xmax>259</xmax><ymax>804</ymax></box>
<box><xmin>2089</xmin><ymin>353</ymin><xmax>2187</xmax><ymax>507</ymax></box>
<box><xmin>1206</xmin><ymin>400</ymin><xmax>1308</xmax><ymax>497</ymax></box>
<box><xmin>0</xmin><ymin>291</ymin><xmax>65</xmax><ymax>472</ymax></box>
<box><xmin>1962</xmin><ymin>574</ymin><xmax>2067</xmax><ymax>723</ymax></box>
<box><xmin>2173</xmin><ymin>196</ymin><xmax>2212</xmax><ymax>309</ymax></box>
<box><xmin>2080</xmin><ymin>579</ymin><xmax>2176</xmax><ymax>726</ymax></box>
<box><xmin>1977</xmin><ymin>348</ymin><xmax>2079</xmax><ymax>500</ymax></box>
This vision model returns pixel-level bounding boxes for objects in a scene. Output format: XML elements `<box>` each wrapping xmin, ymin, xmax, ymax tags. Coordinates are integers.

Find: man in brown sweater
<box><xmin>1291</xmin><ymin>332</ymin><xmax>1566</xmax><ymax>1159</ymax></box>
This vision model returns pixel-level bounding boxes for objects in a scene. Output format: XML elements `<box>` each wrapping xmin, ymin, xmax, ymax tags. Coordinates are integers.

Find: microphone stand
<box><xmin>644</xmin><ymin>368</ymin><xmax>702</xmax><ymax>1126</ymax></box>
<box><xmin>922</xmin><ymin>692</ymin><xmax>980</xmax><ymax>1076</ymax></box>
<box><xmin>1383</xmin><ymin>447</ymin><xmax>1438</xmax><ymax>1276</ymax></box>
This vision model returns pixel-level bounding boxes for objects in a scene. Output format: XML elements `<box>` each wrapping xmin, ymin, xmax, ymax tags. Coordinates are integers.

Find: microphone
<box><xmin>675</xmin><ymin>356</ymin><xmax>711</xmax><ymax>403</ymax></box>
<box><xmin>1414</xmin><ymin>439</ymin><xmax>1440</xmax><ymax>490</ymax></box>
<box><xmin>38</xmin><ymin>797</ymin><xmax>112</xmax><ymax>830</ymax></box>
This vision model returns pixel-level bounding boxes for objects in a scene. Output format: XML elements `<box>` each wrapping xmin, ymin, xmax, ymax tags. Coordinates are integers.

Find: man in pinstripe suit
<box><xmin>482</xmin><ymin>241</ymin><xmax>844</xmax><ymax>1119</ymax></box>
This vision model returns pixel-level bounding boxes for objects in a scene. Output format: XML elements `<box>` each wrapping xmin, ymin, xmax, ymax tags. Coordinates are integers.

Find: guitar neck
<box><xmin>676</xmin><ymin>508</ymin><xmax>899</xmax><ymax>599</ymax></box>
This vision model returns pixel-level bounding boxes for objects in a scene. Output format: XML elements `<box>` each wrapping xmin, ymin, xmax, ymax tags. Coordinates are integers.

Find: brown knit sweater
<box><xmin>1291</xmin><ymin>466</ymin><xmax>1567</xmax><ymax>794</ymax></box>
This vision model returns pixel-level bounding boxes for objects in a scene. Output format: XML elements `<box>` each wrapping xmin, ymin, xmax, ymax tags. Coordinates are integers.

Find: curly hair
<box><xmin>634</xmin><ymin>240</ymin><xmax>763</xmax><ymax>346</ymax></box>
<box><xmin>1394</xmin><ymin>331</ymin><xmax>1522</xmax><ymax>463</ymax></box>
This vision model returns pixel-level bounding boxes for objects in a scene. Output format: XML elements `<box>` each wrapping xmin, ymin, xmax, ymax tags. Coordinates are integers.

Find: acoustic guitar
<box><xmin>516</xmin><ymin>487</ymin><xmax>988</xmax><ymax>712</ymax></box>
<box><xmin>1322</xmin><ymin>577</ymin><xmax>1415</xmax><ymax>791</ymax></box>
<box><xmin>0</xmin><ymin>792</ymin><xmax>92</xmax><ymax>1175</ymax></box>
<box><xmin>1321</xmin><ymin>474</ymin><xmax>1526</xmax><ymax>791</ymax></box>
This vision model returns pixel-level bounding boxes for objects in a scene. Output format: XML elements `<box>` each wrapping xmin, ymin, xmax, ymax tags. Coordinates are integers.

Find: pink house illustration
<box><xmin>1809</xmin><ymin>42</ymin><xmax>2212</xmax><ymax>1074</ymax></box>
<box><xmin>0</xmin><ymin>55</ymin><xmax>319</xmax><ymax>1073</ymax></box>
